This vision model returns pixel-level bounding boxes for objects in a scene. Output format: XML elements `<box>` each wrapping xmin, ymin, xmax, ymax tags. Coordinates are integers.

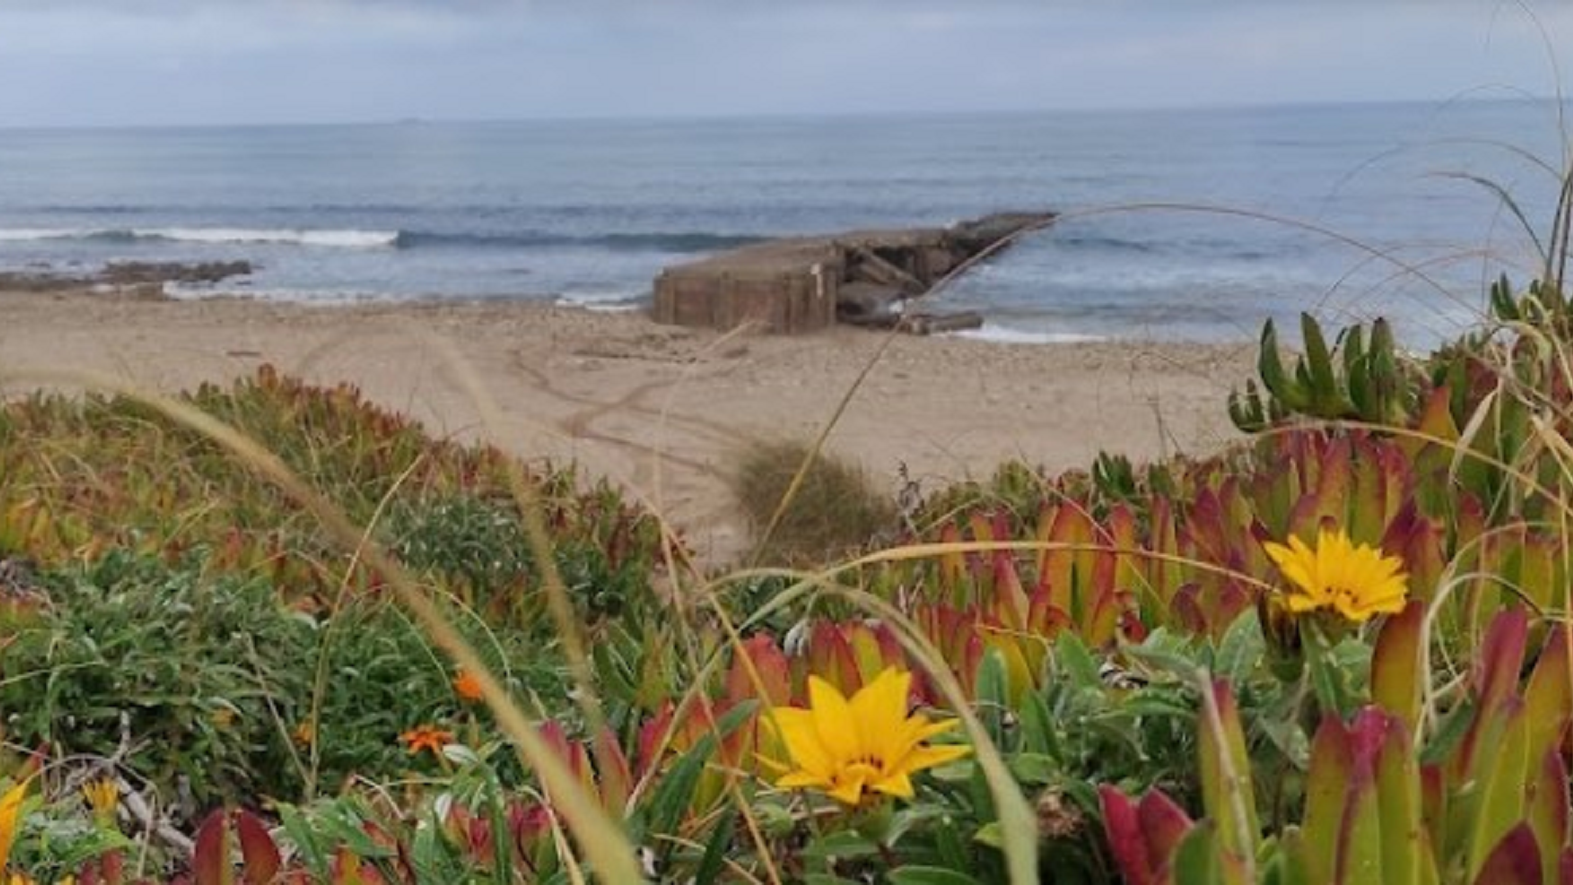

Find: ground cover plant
<box><xmin>3</xmin><ymin>143</ymin><xmax>1573</xmax><ymax>884</ymax></box>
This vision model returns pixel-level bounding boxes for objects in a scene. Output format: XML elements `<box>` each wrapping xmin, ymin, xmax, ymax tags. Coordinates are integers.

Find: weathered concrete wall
<box><xmin>653</xmin><ymin>261</ymin><xmax>839</xmax><ymax>333</ymax></box>
<box><xmin>650</xmin><ymin>212</ymin><xmax>1054</xmax><ymax>335</ymax></box>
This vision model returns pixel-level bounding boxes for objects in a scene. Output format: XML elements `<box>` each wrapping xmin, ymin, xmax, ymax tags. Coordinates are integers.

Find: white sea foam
<box><xmin>138</xmin><ymin>227</ymin><xmax>399</xmax><ymax>249</ymax></box>
<box><xmin>139</xmin><ymin>228</ymin><xmax>399</xmax><ymax>248</ymax></box>
<box><xmin>0</xmin><ymin>228</ymin><xmax>76</xmax><ymax>241</ymax></box>
<box><xmin>946</xmin><ymin>323</ymin><xmax>1104</xmax><ymax>345</ymax></box>
<box><xmin>164</xmin><ymin>284</ymin><xmax>391</xmax><ymax>304</ymax></box>
<box><xmin>554</xmin><ymin>289</ymin><xmax>646</xmax><ymax>312</ymax></box>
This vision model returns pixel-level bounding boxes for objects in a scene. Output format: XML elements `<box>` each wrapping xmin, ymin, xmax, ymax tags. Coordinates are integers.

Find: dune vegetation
<box><xmin>4</xmin><ymin>167</ymin><xmax>1573</xmax><ymax>884</ymax></box>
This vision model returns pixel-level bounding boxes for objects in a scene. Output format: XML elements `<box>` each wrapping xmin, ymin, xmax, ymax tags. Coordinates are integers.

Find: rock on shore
<box><xmin>0</xmin><ymin>260</ymin><xmax>253</xmax><ymax>298</ymax></box>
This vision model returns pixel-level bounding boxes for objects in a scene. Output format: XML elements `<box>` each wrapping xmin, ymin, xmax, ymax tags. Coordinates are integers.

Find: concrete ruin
<box><xmin>651</xmin><ymin>211</ymin><xmax>1055</xmax><ymax>334</ymax></box>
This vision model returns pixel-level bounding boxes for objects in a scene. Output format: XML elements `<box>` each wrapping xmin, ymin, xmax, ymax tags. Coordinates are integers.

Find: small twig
<box><xmin>115</xmin><ymin>775</ymin><xmax>195</xmax><ymax>855</ymax></box>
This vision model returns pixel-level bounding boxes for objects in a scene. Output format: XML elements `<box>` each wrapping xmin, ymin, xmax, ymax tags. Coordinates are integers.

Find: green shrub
<box><xmin>0</xmin><ymin>548</ymin><xmax>584</xmax><ymax>811</ymax></box>
<box><xmin>389</xmin><ymin>493</ymin><xmax>651</xmax><ymax>627</ymax></box>
<box><xmin>0</xmin><ymin>550</ymin><xmax>314</xmax><ymax>807</ymax></box>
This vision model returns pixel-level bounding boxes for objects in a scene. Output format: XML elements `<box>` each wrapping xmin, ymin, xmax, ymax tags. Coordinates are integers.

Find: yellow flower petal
<box><xmin>1282</xmin><ymin>593</ymin><xmax>1325</xmax><ymax>613</ymax></box>
<box><xmin>900</xmin><ymin>742</ymin><xmax>973</xmax><ymax>771</ymax></box>
<box><xmin>806</xmin><ymin>676</ymin><xmax>862</xmax><ymax>765</ymax></box>
<box><xmin>770</xmin><ymin>707</ymin><xmax>835</xmax><ymax>780</ymax></box>
<box><xmin>850</xmin><ymin>668</ymin><xmax>909</xmax><ymax>734</ymax></box>
<box><xmin>871</xmin><ymin>770</ymin><xmax>915</xmax><ymax>799</ymax></box>
<box><xmin>1261</xmin><ymin>539</ymin><xmax>1294</xmax><ymax>569</ymax></box>
<box><xmin>777</xmin><ymin>770</ymin><xmax>832</xmax><ymax>791</ymax></box>
<box><xmin>826</xmin><ymin>766</ymin><xmax>870</xmax><ymax>806</ymax></box>
<box><xmin>886</xmin><ymin>714</ymin><xmax>957</xmax><ymax>759</ymax></box>
<box><xmin>0</xmin><ymin>780</ymin><xmax>27</xmax><ymax>872</ymax></box>
<box><xmin>902</xmin><ymin>714</ymin><xmax>959</xmax><ymax>743</ymax></box>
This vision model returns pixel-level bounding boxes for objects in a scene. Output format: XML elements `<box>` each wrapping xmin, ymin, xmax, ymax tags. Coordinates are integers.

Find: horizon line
<box><xmin>2</xmin><ymin>93</ymin><xmax>1565</xmax><ymax>135</ymax></box>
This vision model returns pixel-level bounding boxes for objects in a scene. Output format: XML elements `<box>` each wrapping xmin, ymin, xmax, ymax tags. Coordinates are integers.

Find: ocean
<box><xmin>0</xmin><ymin>100</ymin><xmax>1567</xmax><ymax>348</ymax></box>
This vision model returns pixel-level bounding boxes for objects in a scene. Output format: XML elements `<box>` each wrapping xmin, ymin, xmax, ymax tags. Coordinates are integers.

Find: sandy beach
<box><xmin>0</xmin><ymin>289</ymin><xmax>1256</xmax><ymax>566</ymax></box>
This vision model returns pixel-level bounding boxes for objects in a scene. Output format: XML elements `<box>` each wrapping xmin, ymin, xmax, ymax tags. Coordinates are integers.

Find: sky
<box><xmin>1</xmin><ymin>2</ymin><xmax>1570</xmax><ymax>127</ymax></box>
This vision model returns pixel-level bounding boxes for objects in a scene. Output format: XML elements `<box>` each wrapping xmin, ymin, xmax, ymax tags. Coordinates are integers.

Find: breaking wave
<box><xmin>0</xmin><ymin>227</ymin><xmax>765</xmax><ymax>254</ymax></box>
<box><xmin>0</xmin><ymin>227</ymin><xmax>399</xmax><ymax>248</ymax></box>
<box><xmin>390</xmin><ymin>230</ymin><xmax>766</xmax><ymax>252</ymax></box>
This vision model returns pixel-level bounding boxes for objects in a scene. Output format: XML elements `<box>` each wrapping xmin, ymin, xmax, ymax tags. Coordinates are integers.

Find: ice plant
<box><xmin>1263</xmin><ymin>528</ymin><xmax>1408</xmax><ymax>624</ymax></box>
<box><xmin>768</xmin><ymin>667</ymin><xmax>970</xmax><ymax>806</ymax></box>
<box><xmin>399</xmin><ymin>724</ymin><xmax>454</xmax><ymax>757</ymax></box>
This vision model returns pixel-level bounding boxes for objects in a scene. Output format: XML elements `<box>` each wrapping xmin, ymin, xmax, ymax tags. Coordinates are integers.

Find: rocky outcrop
<box><xmin>101</xmin><ymin>261</ymin><xmax>252</xmax><ymax>286</ymax></box>
<box><xmin>0</xmin><ymin>260</ymin><xmax>253</xmax><ymax>298</ymax></box>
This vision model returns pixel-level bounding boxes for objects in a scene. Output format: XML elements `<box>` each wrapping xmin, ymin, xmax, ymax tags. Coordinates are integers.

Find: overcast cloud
<box><xmin>1</xmin><ymin>2</ymin><xmax>1568</xmax><ymax>127</ymax></box>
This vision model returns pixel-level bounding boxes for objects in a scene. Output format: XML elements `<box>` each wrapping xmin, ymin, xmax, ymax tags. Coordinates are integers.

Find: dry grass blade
<box><xmin>712</xmin><ymin>559</ymin><xmax>1040</xmax><ymax>883</ymax></box>
<box><xmin>749</xmin><ymin>327</ymin><xmax>901</xmax><ymax>569</ymax></box>
<box><xmin>409</xmin><ymin>327</ymin><xmax>617</xmax><ymax>749</ymax></box>
<box><xmin>302</xmin><ymin>453</ymin><xmax>427</xmax><ymax>799</ymax></box>
<box><xmin>819</xmin><ymin>587</ymin><xmax>1039</xmax><ymax>884</ymax></box>
<box><xmin>1057</xmin><ymin>200</ymin><xmax>1464</xmax><ymax>305</ymax></box>
<box><xmin>1432</xmin><ymin>171</ymin><xmax>1548</xmax><ymax>260</ymax></box>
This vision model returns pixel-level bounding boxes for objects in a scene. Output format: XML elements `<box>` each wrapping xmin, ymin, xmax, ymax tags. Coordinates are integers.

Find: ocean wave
<box><xmin>1044</xmin><ymin>232</ymin><xmax>1298</xmax><ymax>261</ymax></box>
<box><xmin>0</xmin><ymin>227</ymin><xmax>399</xmax><ymax>248</ymax></box>
<box><xmin>0</xmin><ymin>226</ymin><xmax>765</xmax><ymax>254</ymax></box>
<box><xmin>392</xmin><ymin>230</ymin><xmax>766</xmax><ymax>253</ymax></box>
<box><xmin>947</xmin><ymin>323</ymin><xmax>1104</xmax><ymax>345</ymax></box>
<box><xmin>553</xmin><ymin>288</ymin><xmax>650</xmax><ymax>310</ymax></box>
<box><xmin>0</xmin><ymin>229</ymin><xmax>77</xmax><ymax>242</ymax></box>
<box><xmin>554</xmin><ymin>297</ymin><xmax>645</xmax><ymax>313</ymax></box>
<box><xmin>29</xmin><ymin>205</ymin><xmax>149</xmax><ymax>216</ymax></box>
<box><xmin>1048</xmin><ymin>233</ymin><xmax>1156</xmax><ymax>254</ymax></box>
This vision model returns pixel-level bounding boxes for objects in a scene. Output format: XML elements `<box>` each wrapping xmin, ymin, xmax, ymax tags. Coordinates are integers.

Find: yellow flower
<box><xmin>400</xmin><ymin>725</ymin><xmax>454</xmax><ymax>757</ymax></box>
<box><xmin>1263</xmin><ymin>529</ymin><xmax>1408</xmax><ymax>624</ymax></box>
<box><xmin>767</xmin><ymin>667</ymin><xmax>970</xmax><ymax>806</ymax></box>
<box><xmin>81</xmin><ymin>778</ymin><xmax>118</xmax><ymax>824</ymax></box>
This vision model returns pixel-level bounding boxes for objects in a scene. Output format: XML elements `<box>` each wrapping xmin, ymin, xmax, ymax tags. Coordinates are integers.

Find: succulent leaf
<box><xmin>1198</xmin><ymin>680</ymin><xmax>1259</xmax><ymax>866</ymax></box>
<box><xmin>1371</xmin><ymin>601</ymin><xmax>1426</xmax><ymax>735</ymax></box>
<box><xmin>1471</xmin><ymin>823</ymin><xmax>1543</xmax><ymax>885</ymax></box>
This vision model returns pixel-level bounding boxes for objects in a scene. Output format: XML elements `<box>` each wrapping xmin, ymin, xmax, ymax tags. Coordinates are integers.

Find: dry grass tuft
<box><xmin>728</xmin><ymin>438</ymin><xmax>898</xmax><ymax>566</ymax></box>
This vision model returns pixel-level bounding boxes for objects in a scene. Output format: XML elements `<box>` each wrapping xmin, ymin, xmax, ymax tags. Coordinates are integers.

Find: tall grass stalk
<box><xmin>716</xmin><ymin>561</ymin><xmax>1042</xmax><ymax>884</ymax></box>
<box><xmin>416</xmin><ymin>328</ymin><xmax>622</xmax><ymax>774</ymax></box>
<box><xmin>299</xmin><ymin>451</ymin><xmax>426</xmax><ymax>799</ymax></box>
<box><xmin>747</xmin><ymin>329</ymin><xmax>901</xmax><ymax>569</ymax></box>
